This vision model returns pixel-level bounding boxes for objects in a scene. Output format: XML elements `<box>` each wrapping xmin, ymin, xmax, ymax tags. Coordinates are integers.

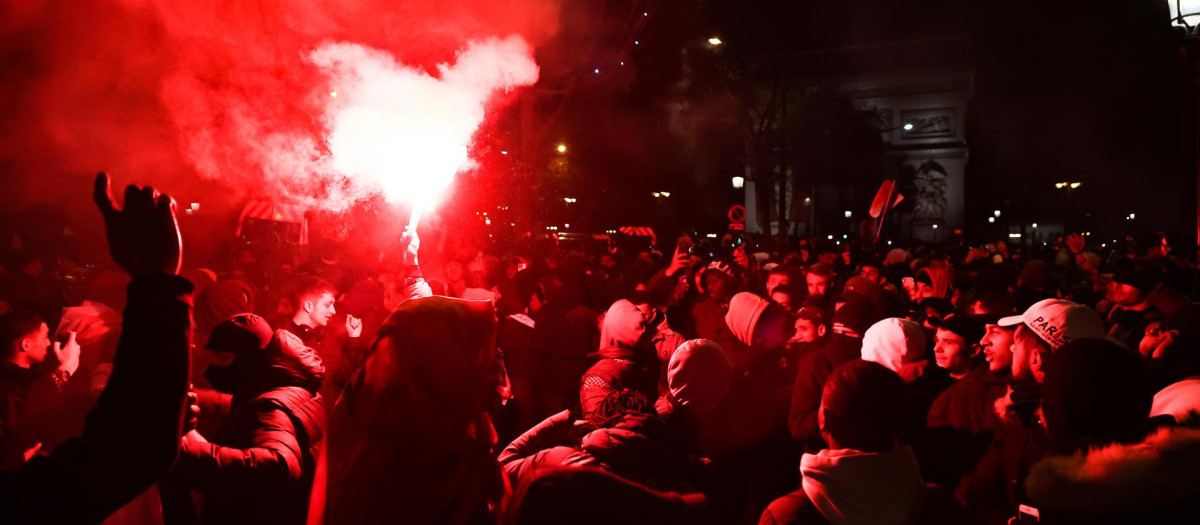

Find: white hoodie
<box><xmin>800</xmin><ymin>446</ymin><xmax>926</xmax><ymax>525</ymax></box>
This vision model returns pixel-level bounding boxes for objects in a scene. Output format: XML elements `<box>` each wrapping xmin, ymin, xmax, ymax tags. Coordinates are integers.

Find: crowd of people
<box><xmin>1</xmin><ymin>173</ymin><xmax>1199</xmax><ymax>524</ymax></box>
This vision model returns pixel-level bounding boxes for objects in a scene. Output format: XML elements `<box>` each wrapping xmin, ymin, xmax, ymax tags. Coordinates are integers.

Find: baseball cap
<box><xmin>997</xmin><ymin>298</ymin><xmax>1105</xmax><ymax>350</ymax></box>
<box><xmin>934</xmin><ymin>314</ymin><xmax>985</xmax><ymax>343</ymax></box>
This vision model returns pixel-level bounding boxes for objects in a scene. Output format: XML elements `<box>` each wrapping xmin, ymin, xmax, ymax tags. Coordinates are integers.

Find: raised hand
<box><xmin>346</xmin><ymin>314</ymin><xmax>363</xmax><ymax>339</ymax></box>
<box><xmin>93</xmin><ymin>172</ymin><xmax>182</xmax><ymax>277</ymax></box>
<box><xmin>53</xmin><ymin>331</ymin><xmax>81</xmax><ymax>378</ymax></box>
<box><xmin>400</xmin><ymin>225</ymin><xmax>420</xmax><ymax>267</ymax></box>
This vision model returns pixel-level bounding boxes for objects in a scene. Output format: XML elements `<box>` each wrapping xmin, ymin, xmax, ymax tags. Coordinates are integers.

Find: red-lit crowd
<box><xmin>1</xmin><ymin>176</ymin><xmax>1198</xmax><ymax>525</ymax></box>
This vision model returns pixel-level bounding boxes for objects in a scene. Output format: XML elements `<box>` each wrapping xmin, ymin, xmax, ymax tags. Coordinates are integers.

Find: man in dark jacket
<box><xmin>0</xmin><ymin>173</ymin><xmax>192</xmax><ymax>523</ymax></box>
<box><xmin>163</xmin><ymin>313</ymin><xmax>325</xmax><ymax>525</ymax></box>
<box><xmin>789</xmin><ymin>292</ymin><xmax>873</xmax><ymax>451</ymax></box>
<box><xmin>0</xmin><ymin>311</ymin><xmax>80</xmax><ymax>469</ymax></box>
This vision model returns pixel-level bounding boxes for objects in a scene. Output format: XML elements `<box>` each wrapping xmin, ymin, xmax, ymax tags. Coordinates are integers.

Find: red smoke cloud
<box><xmin>0</xmin><ymin>0</ymin><xmax>559</xmax><ymax>214</ymax></box>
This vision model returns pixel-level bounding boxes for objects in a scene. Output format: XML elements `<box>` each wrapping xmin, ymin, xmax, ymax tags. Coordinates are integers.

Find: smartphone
<box><xmin>1016</xmin><ymin>504</ymin><xmax>1040</xmax><ymax>524</ymax></box>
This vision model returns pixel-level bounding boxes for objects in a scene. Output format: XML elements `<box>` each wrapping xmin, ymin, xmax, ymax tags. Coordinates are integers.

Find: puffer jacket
<box><xmin>166</xmin><ymin>330</ymin><xmax>325</xmax><ymax>525</ymax></box>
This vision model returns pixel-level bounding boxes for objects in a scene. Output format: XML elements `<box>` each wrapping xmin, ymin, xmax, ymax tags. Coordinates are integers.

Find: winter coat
<box><xmin>317</xmin><ymin>296</ymin><xmax>506</xmax><ymax>525</ymax></box>
<box><xmin>166</xmin><ymin>330</ymin><xmax>326</xmax><ymax>525</ymax></box>
<box><xmin>916</xmin><ymin>364</ymin><xmax>1005</xmax><ymax>488</ymax></box>
<box><xmin>789</xmin><ymin>335</ymin><xmax>862</xmax><ymax>451</ymax></box>
<box><xmin>1023</xmin><ymin>423</ymin><xmax>1200</xmax><ymax>524</ymax></box>
<box><xmin>500</xmin><ymin>410</ymin><xmax>703</xmax><ymax>494</ymax></box>
<box><xmin>0</xmin><ymin>361</ymin><xmax>71</xmax><ymax>470</ymax></box>
<box><xmin>0</xmin><ymin>274</ymin><xmax>193</xmax><ymax>524</ymax></box>
<box><xmin>760</xmin><ymin>446</ymin><xmax>966</xmax><ymax>525</ymax></box>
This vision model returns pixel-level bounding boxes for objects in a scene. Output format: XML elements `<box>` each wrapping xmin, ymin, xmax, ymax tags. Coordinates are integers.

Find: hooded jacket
<box><xmin>167</xmin><ymin>329</ymin><xmax>326</xmax><ymax>525</ymax></box>
<box><xmin>725</xmin><ymin>292</ymin><xmax>795</xmax><ymax>383</ymax></box>
<box><xmin>761</xmin><ymin>447</ymin><xmax>966</xmax><ymax>525</ymax></box>
<box><xmin>581</xmin><ymin>300</ymin><xmax>658</xmax><ymax>417</ymax></box>
<box><xmin>317</xmin><ymin>296</ymin><xmax>506</xmax><ymax>525</ymax></box>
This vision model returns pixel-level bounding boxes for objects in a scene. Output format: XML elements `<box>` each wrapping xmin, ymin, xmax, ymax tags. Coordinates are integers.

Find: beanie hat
<box><xmin>206</xmin><ymin>313</ymin><xmax>273</xmax><ymax>354</ymax></box>
<box><xmin>998</xmin><ymin>298</ymin><xmax>1105</xmax><ymax>350</ymax></box>
<box><xmin>667</xmin><ymin>339</ymin><xmax>733</xmax><ymax>418</ymax></box>
<box><xmin>1113</xmin><ymin>259</ymin><xmax>1165</xmax><ymax>294</ymax></box>
<box><xmin>832</xmin><ymin>292</ymin><xmax>873</xmax><ymax>337</ymax></box>
<box><xmin>934</xmin><ymin>314</ymin><xmax>985</xmax><ymax>345</ymax></box>
<box><xmin>861</xmin><ymin>318</ymin><xmax>927</xmax><ymax>373</ymax></box>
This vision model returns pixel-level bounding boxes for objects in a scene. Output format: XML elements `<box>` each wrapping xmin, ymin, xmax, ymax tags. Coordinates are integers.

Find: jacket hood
<box><xmin>725</xmin><ymin>292</ymin><xmax>770</xmax><ymax>347</ymax></box>
<box><xmin>861</xmin><ymin>318</ymin><xmax>926</xmax><ymax>374</ymax></box>
<box><xmin>1025</xmin><ymin>423</ymin><xmax>1200</xmax><ymax>515</ymax></box>
<box><xmin>599</xmin><ymin>299</ymin><xmax>651</xmax><ymax>352</ymax></box>
<box><xmin>667</xmin><ymin>339</ymin><xmax>733</xmax><ymax>418</ymax></box>
<box><xmin>800</xmin><ymin>446</ymin><xmax>926</xmax><ymax>525</ymax></box>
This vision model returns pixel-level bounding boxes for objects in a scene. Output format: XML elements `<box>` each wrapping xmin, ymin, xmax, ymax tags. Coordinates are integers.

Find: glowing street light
<box><xmin>707</xmin><ymin>37</ymin><xmax>723</xmax><ymax>46</ymax></box>
<box><xmin>556</xmin><ymin>144</ymin><xmax>567</xmax><ymax>153</ymax></box>
<box><xmin>902</xmin><ymin>123</ymin><xmax>914</xmax><ymax>131</ymax></box>
<box><xmin>563</xmin><ymin>197</ymin><xmax>577</xmax><ymax>203</ymax></box>
<box><xmin>844</xmin><ymin>210</ymin><xmax>852</xmax><ymax>218</ymax></box>
<box><xmin>731</xmin><ymin>176</ymin><xmax>745</xmax><ymax>189</ymax></box>
<box><xmin>993</xmin><ymin>210</ymin><xmax>1001</xmax><ymax>217</ymax></box>
<box><xmin>988</xmin><ymin>217</ymin><xmax>995</xmax><ymax>223</ymax></box>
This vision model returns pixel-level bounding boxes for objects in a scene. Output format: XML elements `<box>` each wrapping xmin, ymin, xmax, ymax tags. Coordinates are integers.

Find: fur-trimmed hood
<box><xmin>1025</xmin><ymin>422</ymin><xmax>1200</xmax><ymax>518</ymax></box>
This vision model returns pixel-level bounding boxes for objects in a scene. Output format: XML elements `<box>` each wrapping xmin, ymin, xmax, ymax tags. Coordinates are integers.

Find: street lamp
<box><xmin>707</xmin><ymin>37</ymin><xmax>723</xmax><ymax>46</ymax></box>
<box><xmin>993</xmin><ymin>210</ymin><xmax>1001</xmax><ymax>217</ymax></box>
<box><xmin>844</xmin><ymin>210</ymin><xmax>852</xmax><ymax>218</ymax></box>
<box><xmin>556</xmin><ymin>144</ymin><xmax>567</xmax><ymax>153</ymax></box>
<box><xmin>731</xmin><ymin>176</ymin><xmax>744</xmax><ymax>189</ymax></box>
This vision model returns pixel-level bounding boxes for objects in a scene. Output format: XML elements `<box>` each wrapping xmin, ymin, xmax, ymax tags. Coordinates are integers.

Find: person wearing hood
<box><xmin>315</xmin><ymin>296</ymin><xmax>507</xmax><ymax>525</ymax></box>
<box><xmin>580</xmin><ymin>299</ymin><xmax>664</xmax><ymax>418</ymax></box>
<box><xmin>689</xmin><ymin>260</ymin><xmax>741</xmax><ymax>347</ymax></box>
<box><xmin>762</xmin><ymin>360</ymin><xmax>966</xmax><ymax>525</ymax></box>
<box><xmin>725</xmin><ymin>292</ymin><xmax>797</xmax><ymax>385</ymax></box>
<box><xmin>789</xmin><ymin>292</ymin><xmax>875</xmax><ymax>452</ymax></box>
<box><xmin>1023</xmin><ymin>339</ymin><xmax>1198</xmax><ymax>524</ymax></box>
<box><xmin>861</xmin><ymin>317</ymin><xmax>953</xmax><ymax>432</ymax></box>
<box><xmin>162</xmin><ymin>313</ymin><xmax>325</xmax><ymax>525</ymax></box>
<box><xmin>913</xmin><ymin>267</ymin><xmax>954</xmax><ymax>303</ymax></box>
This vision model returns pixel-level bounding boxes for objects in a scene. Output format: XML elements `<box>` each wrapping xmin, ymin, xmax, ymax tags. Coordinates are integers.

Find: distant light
<box><xmin>844</xmin><ymin>210</ymin><xmax>852</xmax><ymax>218</ymax></box>
<box><xmin>827</xmin><ymin>235</ymin><xmax>834</xmax><ymax>240</ymax></box>
<box><xmin>837</xmin><ymin>241</ymin><xmax>841</xmax><ymax>245</ymax></box>
<box><xmin>1101</xmin><ymin>243</ymin><xmax>1106</xmax><ymax>248</ymax></box>
<box><xmin>706</xmin><ymin>233</ymin><xmax>718</xmax><ymax>239</ymax></box>
<box><xmin>661</xmin><ymin>191</ymin><xmax>671</xmax><ymax>197</ymax></box>
<box><xmin>842</xmin><ymin>234</ymin><xmax>848</xmax><ymax>239</ymax></box>
<box><xmin>1032</xmin><ymin>223</ymin><xmax>1038</xmax><ymax>228</ymax></box>
<box><xmin>1055</xmin><ymin>182</ymin><xmax>1065</xmax><ymax>189</ymax></box>
<box><xmin>190</xmin><ymin>203</ymin><xmax>200</xmax><ymax>211</ymax></box>
<box><xmin>593</xmin><ymin>68</ymin><xmax>600</xmax><ymax>74</ymax></box>
<box><xmin>634</xmin><ymin>40</ymin><xmax>639</xmax><ymax>45</ymax></box>
<box><xmin>620</xmin><ymin>61</ymin><xmax>625</xmax><ymax>66</ymax></box>
<box><xmin>484</xmin><ymin>218</ymin><xmax>491</xmax><ymax>225</ymax></box>
<box><xmin>652</xmin><ymin>192</ymin><xmax>661</xmax><ymax>198</ymax></box>
<box><xmin>804</xmin><ymin>197</ymin><xmax>812</xmax><ymax>204</ymax></box>
<box><xmin>707</xmin><ymin>37</ymin><xmax>723</xmax><ymax>46</ymax></box>
<box><xmin>564</xmin><ymin>223</ymin><xmax>570</xmax><ymax>229</ymax></box>
<box><xmin>902</xmin><ymin>123</ymin><xmax>914</xmax><ymax>131</ymax></box>
<box><xmin>643</xmin><ymin>11</ymin><xmax>647</xmax><ymax>16</ymax></box>
<box><xmin>1009</xmin><ymin>233</ymin><xmax>1022</xmax><ymax>239</ymax></box>
<box><xmin>563</xmin><ymin>197</ymin><xmax>577</xmax><ymax>203</ymax></box>
<box><xmin>932</xmin><ymin>224</ymin><xmax>939</xmax><ymax>229</ymax></box>
<box><xmin>1070</xmin><ymin>182</ymin><xmax>1081</xmax><ymax>189</ymax></box>
<box><xmin>993</xmin><ymin>210</ymin><xmax>1001</xmax><ymax>217</ymax></box>
<box><xmin>511</xmin><ymin>223</ymin><xmax>516</xmax><ymax>227</ymax></box>
<box><xmin>988</xmin><ymin>217</ymin><xmax>995</xmax><ymax>223</ymax></box>
<box><xmin>557</xmin><ymin>144</ymin><xmax>567</xmax><ymax>153</ymax></box>
<box><xmin>887</xmin><ymin>241</ymin><xmax>892</xmax><ymax>245</ymax></box>
<box><xmin>500</xmin><ymin>150</ymin><xmax>508</xmax><ymax>155</ymax></box>
<box><xmin>330</xmin><ymin>91</ymin><xmax>337</xmax><ymax>98</ymax></box>
<box><xmin>732</xmin><ymin>176</ymin><xmax>745</xmax><ymax>189</ymax></box>
<box><xmin>1129</xmin><ymin>213</ymin><xmax>1136</xmax><ymax>220</ymax></box>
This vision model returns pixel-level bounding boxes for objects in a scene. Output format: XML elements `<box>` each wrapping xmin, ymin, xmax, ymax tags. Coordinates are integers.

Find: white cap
<box><xmin>997</xmin><ymin>298</ymin><xmax>1105</xmax><ymax>350</ymax></box>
